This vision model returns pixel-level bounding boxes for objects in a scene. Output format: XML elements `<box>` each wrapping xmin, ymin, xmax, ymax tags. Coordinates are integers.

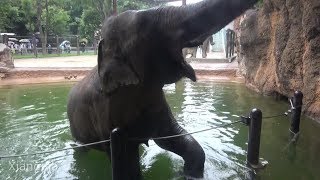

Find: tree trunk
<box><xmin>37</xmin><ymin>0</ymin><xmax>46</xmax><ymax>55</ymax></box>
<box><xmin>113</xmin><ymin>0</ymin><xmax>117</xmax><ymax>15</ymax></box>
<box><xmin>44</xmin><ymin>0</ymin><xmax>49</xmax><ymax>54</ymax></box>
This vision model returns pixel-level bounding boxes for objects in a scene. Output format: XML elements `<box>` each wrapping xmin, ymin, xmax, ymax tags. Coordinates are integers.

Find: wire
<box><xmin>0</xmin><ymin>121</ymin><xmax>244</xmax><ymax>159</ymax></box>
<box><xmin>263</xmin><ymin>111</ymin><xmax>289</xmax><ymax>119</ymax></box>
<box><xmin>131</xmin><ymin>120</ymin><xmax>243</xmax><ymax>141</ymax></box>
<box><xmin>0</xmin><ymin>139</ymin><xmax>111</xmax><ymax>160</ymax></box>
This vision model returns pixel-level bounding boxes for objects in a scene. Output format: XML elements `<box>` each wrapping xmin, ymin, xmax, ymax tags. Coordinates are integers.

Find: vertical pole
<box><xmin>182</xmin><ymin>0</ymin><xmax>186</xmax><ymax>6</ymax></box>
<box><xmin>290</xmin><ymin>91</ymin><xmax>303</xmax><ymax>134</ymax></box>
<box><xmin>247</xmin><ymin>108</ymin><xmax>262</xmax><ymax>167</ymax></box>
<box><xmin>110</xmin><ymin>128</ymin><xmax>128</xmax><ymax>180</ymax></box>
<box><xmin>76</xmin><ymin>35</ymin><xmax>80</xmax><ymax>55</ymax></box>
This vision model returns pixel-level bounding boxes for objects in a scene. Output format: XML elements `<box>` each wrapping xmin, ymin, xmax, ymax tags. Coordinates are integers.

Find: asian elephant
<box><xmin>67</xmin><ymin>0</ymin><xmax>257</xmax><ymax>179</ymax></box>
<box><xmin>200</xmin><ymin>36</ymin><xmax>214</xmax><ymax>58</ymax></box>
<box><xmin>182</xmin><ymin>36</ymin><xmax>214</xmax><ymax>59</ymax></box>
<box><xmin>182</xmin><ymin>46</ymin><xmax>198</xmax><ymax>58</ymax></box>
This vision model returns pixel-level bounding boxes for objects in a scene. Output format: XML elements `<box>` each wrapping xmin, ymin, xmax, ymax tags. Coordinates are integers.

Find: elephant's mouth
<box><xmin>180</xmin><ymin>59</ymin><xmax>196</xmax><ymax>82</ymax></box>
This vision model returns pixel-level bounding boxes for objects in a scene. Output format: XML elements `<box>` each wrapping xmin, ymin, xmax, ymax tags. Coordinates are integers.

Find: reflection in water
<box><xmin>0</xmin><ymin>81</ymin><xmax>320</xmax><ymax>179</ymax></box>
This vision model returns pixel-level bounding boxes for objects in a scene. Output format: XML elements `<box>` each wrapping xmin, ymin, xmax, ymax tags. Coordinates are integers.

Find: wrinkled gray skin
<box><xmin>67</xmin><ymin>0</ymin><xmax>257</xmax><ymax>179</ymax></box>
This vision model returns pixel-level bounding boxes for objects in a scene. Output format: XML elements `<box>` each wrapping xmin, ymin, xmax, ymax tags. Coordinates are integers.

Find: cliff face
<box><xmin>239</xmin><ymin>0</ymin><xmax>320</xmax><ymax>121</ymax></box>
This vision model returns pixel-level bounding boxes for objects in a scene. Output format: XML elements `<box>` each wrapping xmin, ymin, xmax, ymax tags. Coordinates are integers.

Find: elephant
<box><xmin>67</xmin><ymin>0</ymin><xmax>258</xmax><ymax>179</ymax></box>
<box><xmin>182</xmin><ymin>46</ymin><xmax>198</xmax><ymax>58</ymax></box>
<box><xmin>182</xmin><ymin>36</ymin><xmax>214</xmax><ymax>59</ymax></box>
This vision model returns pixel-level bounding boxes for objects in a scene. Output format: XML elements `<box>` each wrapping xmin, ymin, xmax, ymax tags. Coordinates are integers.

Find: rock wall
<box><xmin>0</xmin><ymin>43</ymin><xmax>14</xmax><ymax>79</ymax></box>
<box><xmin>239</xmin><ymin>0</ymin><xmax>320</xmax><ymax>121</ymax></box>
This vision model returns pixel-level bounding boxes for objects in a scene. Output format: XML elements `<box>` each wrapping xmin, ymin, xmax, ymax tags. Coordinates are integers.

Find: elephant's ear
<box><xmin>97</xmin><ymin>40</ymin><xmax>140</xmax><ymax>94</ymax></box>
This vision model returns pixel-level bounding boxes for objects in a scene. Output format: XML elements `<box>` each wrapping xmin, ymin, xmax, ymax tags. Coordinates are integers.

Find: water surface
<box><xmin>0</xmin><ymin>81</ymin><xmax>319</xmax><ymax>180</ymax></box>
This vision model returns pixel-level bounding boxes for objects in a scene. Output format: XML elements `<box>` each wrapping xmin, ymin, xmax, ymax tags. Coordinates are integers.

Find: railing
<box><xmin>1</xmin><ymin>34</ymin><xmax>99</xmax><ymax>58</ymax></box>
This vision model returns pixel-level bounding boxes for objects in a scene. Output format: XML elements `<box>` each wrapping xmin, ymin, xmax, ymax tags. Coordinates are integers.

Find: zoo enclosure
<box><xmin>1</xmin><ymin>34</ymin><xmax>99</xmax><ymax>57</ymax></box>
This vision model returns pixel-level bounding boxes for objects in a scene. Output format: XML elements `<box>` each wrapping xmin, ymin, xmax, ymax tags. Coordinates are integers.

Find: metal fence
<box><xmin>1</xmin><ymin>34</ymin><xmax>99</xmax><ymax>57</ymax></box>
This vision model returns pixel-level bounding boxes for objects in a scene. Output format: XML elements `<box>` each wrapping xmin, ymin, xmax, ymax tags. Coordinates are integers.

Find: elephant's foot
<box><xmin>183</xmin><ymin>144</ymin><xmax>205</xmax><ymax>178</ymax></box>
<box><xmin>154</xmin><ymin>122</ymin><xmax>205</xmax><ymax>179</ymax></box>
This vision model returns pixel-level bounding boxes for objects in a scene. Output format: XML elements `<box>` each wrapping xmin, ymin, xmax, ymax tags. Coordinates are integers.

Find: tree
<box><xmin>79</xmin><ymin>8</ymin><xmax>102</xmax><ymax>42</ymax></box>
<box><xmin>21</xmin><ymin>0</ymin><xmax>36</xmax><ymax>32</ymax></box>
<box><xmin>43</xmin><ymin>6</ymin><xmax>70</xmax><ymax>35</ymax></box>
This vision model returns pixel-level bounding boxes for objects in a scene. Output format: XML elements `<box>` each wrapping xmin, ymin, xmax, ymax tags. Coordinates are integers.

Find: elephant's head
<box><xmin>98</xmin><ymin>0</ymin><xmax>257</xmax><ymax>93</ymax></box>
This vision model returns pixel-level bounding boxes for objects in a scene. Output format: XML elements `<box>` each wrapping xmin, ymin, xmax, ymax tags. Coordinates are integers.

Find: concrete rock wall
<box><xmin>0</xmin><ymin>43</ymin><xmax>14</xmax><ymax>70</ymax></box>
<box><xmin>239</xmin><ymin>0</ymin><xmax>320</xmax><ymax>121</ymax></box>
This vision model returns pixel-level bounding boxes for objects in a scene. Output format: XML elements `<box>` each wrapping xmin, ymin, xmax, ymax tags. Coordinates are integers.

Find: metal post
<box><xmin>76</xmin><ymin>35</ymin><xmax>80</xmax><ymax>55</ymax></box>
<box><xmin>247</xmin><ymin>108</ymin><xmax>262</xmax><ymax>168</ymax></box>
<box><xmin>290</xmin><ymin>91</ymin><xmax>303</xmax><ymax>134</ymax></box>
<box><xmin>110</xmin><ymin>128</ymin><xmax>128</xmax><ymax>180</ymax></box>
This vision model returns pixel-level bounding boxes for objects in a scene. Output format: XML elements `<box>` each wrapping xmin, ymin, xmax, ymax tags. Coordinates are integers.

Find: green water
<box><xmin>0</xmin><ymin>81</ymin><xmax>319</xmax><ymax>180</ymax></box>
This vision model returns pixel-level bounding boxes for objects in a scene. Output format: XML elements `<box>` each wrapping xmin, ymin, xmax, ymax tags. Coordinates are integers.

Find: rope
<box><xmin>0</xmin><ymin>121</ymin><xmax>243</xmax><ymax>159</ymax></box>
<box><xmin>131</xmin><ymin>120</ymin><xmax>243</xmax><ymax>141</ymax></box>
<box><xmin>0</xmin><ymin>139</ymin><xmax>111</xmax><ymax>160</ymax></box>
<box><xmin>263</xmin><ymin>111</ymin><xmax>289</xmax><ymax>119</ymax></box>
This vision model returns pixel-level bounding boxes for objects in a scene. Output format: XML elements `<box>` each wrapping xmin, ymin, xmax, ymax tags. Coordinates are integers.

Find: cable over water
<box><xmin>0</xmin><ymin>120</ymin><xmax>243</xmax><ymax>159</ymax></box>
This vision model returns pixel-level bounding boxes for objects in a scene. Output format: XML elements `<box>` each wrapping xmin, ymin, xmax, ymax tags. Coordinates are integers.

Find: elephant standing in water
<box><xmin>67</xmin><ymin>0</ymin><xmax>257</xmax><ymax>179</ymax></box>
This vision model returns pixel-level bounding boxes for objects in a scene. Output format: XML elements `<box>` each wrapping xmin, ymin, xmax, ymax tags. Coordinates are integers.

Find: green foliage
<box><xmin>0</xmin><ymin>0</ymin><xmax>157</xmax><ymax>37</ymax></box>
<box><xmin>118</xmin><ymin>0</ymin><xmax>150</xmax><ymax>12</ymax></box>
<box><xmin>79</xmin><ymin>8</ymin><xmax>102</xmax><ymax>42</ymax></box>
<box><xmin>43</xmin><ymin>6</ymin><xmax>71</xmax><ymax>35</ymax></box>
<box><xmin>256</xmin><ymin>0</ymin><xmax>264</xmax><ymax>8</ymax></box>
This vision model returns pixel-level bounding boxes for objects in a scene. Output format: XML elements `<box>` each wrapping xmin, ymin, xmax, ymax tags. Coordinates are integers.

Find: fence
<box><xmin>1</xmin><ymin>34</ymin><xmax>99</xmax><ymax>57</ymax></box>
<box><xmin>0</xmin><ymin>91</ymin><xmax>303</xmax><ymax>179</ymax></box>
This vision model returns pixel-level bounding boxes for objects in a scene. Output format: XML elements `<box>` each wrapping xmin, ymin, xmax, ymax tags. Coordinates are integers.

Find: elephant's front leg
<box><xmin>154</xmin><ymin>116</ymin><xmax>205</xmax><ymax>179</ymax></box>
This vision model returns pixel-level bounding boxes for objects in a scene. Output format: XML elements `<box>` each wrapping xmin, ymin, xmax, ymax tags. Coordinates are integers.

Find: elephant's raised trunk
<box><xmin>156</xmin><ymin>0</ymin><xmax>258</xmax><ymax>47</ymax></box>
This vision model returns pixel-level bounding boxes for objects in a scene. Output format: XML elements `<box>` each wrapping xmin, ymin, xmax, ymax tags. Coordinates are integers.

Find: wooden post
<box><xmin>110</xmin><ymin>128</ymin><xmax>128</xmax><ymax>180</ymax></box>
<box><xmin>247</xmin><ymin>108</ymin><xmax>262</xmax><ymax>168</ymax></box>
<box><xmin>76</xmin><ymin>35</ymin><xmax>80</xmax><ymax>55</ymax></box>
<box><xmin>290</xmin><ymin>91</ymin><xmax>303</xmax><ymax>134</ymax></box>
